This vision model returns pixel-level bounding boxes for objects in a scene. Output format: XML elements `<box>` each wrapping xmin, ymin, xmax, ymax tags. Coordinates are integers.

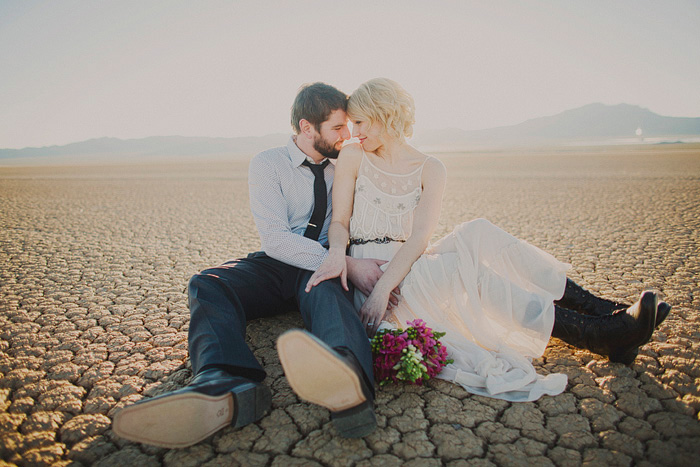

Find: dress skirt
<box><xmin>350</xmin><ymin>218</ymin><xmax>571</xmax><ymax>401</ymax></box>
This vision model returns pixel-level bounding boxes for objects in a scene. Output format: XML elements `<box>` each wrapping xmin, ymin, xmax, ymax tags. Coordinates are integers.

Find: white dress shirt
<box><xmin>248</xmin><ymin>136</ymin><xmax>333</xmax><ymax>271</ymax></box>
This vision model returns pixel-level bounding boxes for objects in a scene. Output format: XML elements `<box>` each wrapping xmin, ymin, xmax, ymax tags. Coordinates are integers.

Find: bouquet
<box><xmin>370</xmin><ymin>319</ymin><xmax>453</xmax><ymax>386</ymax></box>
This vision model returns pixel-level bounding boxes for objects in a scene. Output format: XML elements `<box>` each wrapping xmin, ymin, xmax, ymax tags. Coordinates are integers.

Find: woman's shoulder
<box><xmin>337</xmin><ymin>142</ymin><xmax>364</xmax><ymax>164</ymax></box>
<box><xmin>410</xmin><ymin>147</ymin><xmax>445</xmax><ymax>174</ymax></box>
<box><xmin>420</xmin><ymin>154</ymin><xmax>447</xmax><ymax>181</ymax></box>
<box><xmin>424</xmin><ymin>154</ymin><xmax>446</xmax><ymax>170</ymax></box>
<box><xmin>339</xmin><ymin>142</ymin><xmax>364</xmax><ymax>159</ymax></box>
<box><xmin>336</xmin><ymin>142</ymin><xmax>364</xmax><ymax>173</ymax></box>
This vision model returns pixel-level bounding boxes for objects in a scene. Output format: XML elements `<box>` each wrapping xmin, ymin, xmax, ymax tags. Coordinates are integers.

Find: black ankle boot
<box><xmin>551</xmin><ymin>291</ymin><xmax>657</xmax><ymax>365</ymax></box>
<box><xmin>556</xmin><ymin>279</ymin><xmax>671</xmax><ymax>328</ymax></box>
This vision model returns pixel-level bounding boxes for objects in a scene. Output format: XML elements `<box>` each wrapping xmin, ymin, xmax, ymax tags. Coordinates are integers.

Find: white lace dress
<box><xmin>349</xmin><ymin>152</ymin><xmax>570</xmax><ymax>401</ymax></box>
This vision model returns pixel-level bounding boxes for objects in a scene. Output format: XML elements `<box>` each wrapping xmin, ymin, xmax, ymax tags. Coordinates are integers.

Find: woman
<box><xmin>307</xmin><ymin>78</ymin><xmax>666</xmax><ymax>401</ymax></box>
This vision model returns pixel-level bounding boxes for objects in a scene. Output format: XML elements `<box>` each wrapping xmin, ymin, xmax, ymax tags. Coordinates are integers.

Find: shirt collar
<box><xmin>287</xmin><ymin>135</ymin><xmax>326</xmax><ymax>167</ymax></box>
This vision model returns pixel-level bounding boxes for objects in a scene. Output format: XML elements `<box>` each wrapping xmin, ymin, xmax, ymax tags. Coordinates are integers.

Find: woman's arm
<box><xmin>305</xmin><ymin>144</ymin><xmax>363</xmax><ymax>291</ymax></box>
<box><xmin>360</xmin><ymin>156</ymin><xmax>447</xmax><ymax>334</ymax></box>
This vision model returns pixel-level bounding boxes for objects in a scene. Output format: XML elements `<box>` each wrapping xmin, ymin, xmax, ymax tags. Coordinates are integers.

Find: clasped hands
<box><xmin>306</xmin><ymin>250</ymin><xmax>400</xmax><ymax>336</ymax></box>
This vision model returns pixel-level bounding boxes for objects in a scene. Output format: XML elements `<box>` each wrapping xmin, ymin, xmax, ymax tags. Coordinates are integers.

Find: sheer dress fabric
<box><xmin>349</xmin><ymin>151</ymin><xmax>570</xmax><ymax>401</ymax></box>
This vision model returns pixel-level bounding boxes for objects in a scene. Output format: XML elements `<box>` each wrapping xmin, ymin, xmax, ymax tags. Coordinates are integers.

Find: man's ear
<box><xmin>298</xmin><ymin>119</ymin><xmax>314</xmax><ymax>139</ymax></box>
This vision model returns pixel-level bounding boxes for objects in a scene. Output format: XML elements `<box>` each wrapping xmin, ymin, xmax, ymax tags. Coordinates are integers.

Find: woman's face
<box><xmin>351</xmin><ymin>117</ymin><xmax>385</xmax><ymax>152</ymax></box>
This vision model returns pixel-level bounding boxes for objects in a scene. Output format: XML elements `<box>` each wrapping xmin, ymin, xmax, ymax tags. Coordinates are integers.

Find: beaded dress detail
<box><xmin>349</xmin><ymin>150</ymin><xmax>571</xmax><ymax>401</ymax></box>
<box><xmin>350</xmin><ymin>151</ymin><xmax>423</xmax><ymax>244</ymax></box>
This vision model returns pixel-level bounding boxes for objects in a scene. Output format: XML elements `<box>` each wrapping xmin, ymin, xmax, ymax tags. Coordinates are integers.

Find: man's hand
<box><xmin>346</xmin><ymin>257</ymin><xmax>400</xmax><ymax>308</ymax></box>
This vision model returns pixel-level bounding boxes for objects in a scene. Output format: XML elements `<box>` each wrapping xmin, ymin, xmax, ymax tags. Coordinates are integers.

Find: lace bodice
<box><xmin>349</xmin><ymin>151</ymin><xmax>426</xmax><ymax>241</ymax></box>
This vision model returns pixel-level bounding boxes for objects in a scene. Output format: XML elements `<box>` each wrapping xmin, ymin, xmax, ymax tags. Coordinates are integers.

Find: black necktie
<box><xmin>302</xmin><ymin>159</ymin><xmax>329</xmax><ymax>240</ymax></box>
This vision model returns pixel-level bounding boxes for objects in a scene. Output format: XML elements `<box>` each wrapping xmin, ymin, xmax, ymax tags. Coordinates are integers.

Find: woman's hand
<box><xmin>360</xmin><ymin>289</ymin><xmax>391</xmax><ymax>337</ymax></box>
<box><xmin>305</xmin><ymin>250</ymin><xmax>347</xmax><ymax>292</ymax></box>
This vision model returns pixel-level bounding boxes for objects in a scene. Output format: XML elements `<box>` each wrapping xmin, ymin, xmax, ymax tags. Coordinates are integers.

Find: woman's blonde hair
<box><xmin>348</xmin><ymin>78</ymin><xmax>415</xmax><ymax>140</ymax></box>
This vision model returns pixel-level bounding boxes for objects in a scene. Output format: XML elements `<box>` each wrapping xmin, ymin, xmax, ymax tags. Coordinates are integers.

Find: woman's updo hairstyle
<box><xmin>348</xmin><ymin>78</ymin><xmax>415</xmax><ymax>140</ymax></box>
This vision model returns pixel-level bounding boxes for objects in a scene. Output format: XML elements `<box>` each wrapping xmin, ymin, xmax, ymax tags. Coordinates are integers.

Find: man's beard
<box><xmin>313</xmin><ymin>134</ymin><xmax>341</xmax><ymax>159</ymax></box>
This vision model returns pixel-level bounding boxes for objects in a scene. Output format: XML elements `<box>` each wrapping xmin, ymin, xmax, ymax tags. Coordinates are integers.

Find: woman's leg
<box><xmin>551</xmin><ymin>291</ymin><xmax>657</xmax><ymax>364</ymax></box>
<box><xmin>556</xmin><ymin>278</ymin><xmax>670</xmax><ymax>327</ymax></box>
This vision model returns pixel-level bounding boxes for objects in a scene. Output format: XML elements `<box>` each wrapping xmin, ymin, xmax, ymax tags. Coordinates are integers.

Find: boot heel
<box><xmin>231</xmin><ymin>382</ymin><xmax>272</xmax><ymax>428</ymax></box>
<box><xmin>609</xmin><ymin>347</ymin><xmax>638</xmax><ymax>365</ymax></box>
<box><xmin>331</xmin><ymin>401</ymin><xmax>377</xmax><ymax>438</ymax></box>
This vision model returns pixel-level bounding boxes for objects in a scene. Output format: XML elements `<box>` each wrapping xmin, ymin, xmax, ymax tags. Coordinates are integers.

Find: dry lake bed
<box><xmin>1</xmin><ymin>144</ymin><xmax>699</xmax><ymax>466</ymax></box>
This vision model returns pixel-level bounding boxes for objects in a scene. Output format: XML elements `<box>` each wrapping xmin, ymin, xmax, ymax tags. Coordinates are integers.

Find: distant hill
<box><xmin>412</xmin><ymin>103</ymin><xmax>700</xmax><ymax>150</ymax></box>
<box><xmin>2</xmin><ymin>103</ymin><xmax>699</xmax><ymax>163</ymax></box>
<box><xmin>0</xmin><ymin>134</ymin><xmax>288</xmax><ymax>163</ymax></box>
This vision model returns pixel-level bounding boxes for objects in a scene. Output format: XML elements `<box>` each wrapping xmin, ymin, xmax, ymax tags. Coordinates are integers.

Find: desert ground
<box><xmin>1</xmin><ymin>144</ymin><xmax>699</xmax><ymax>466</ymax></box>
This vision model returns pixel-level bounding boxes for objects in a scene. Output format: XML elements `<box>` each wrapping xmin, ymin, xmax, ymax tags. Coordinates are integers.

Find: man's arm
<box><xmin>248</xmin><ymin>154</ymin><xmax>328</xmax><ymax>271</ymax></box>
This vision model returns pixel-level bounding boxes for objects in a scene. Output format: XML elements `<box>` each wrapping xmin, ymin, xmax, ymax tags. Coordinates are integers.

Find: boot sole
<box><xmin>277</xmin><ymin>329</ymin><xmax>366</xmax><ymax>412</ymax></box>
<box><xmin>112</xmin><ymin>383</ymin><xmax>270</xmax><ymax>448</ymax></box>
<box><xmin>640</xmin><ymin>291</ymin><xmax>658</xmax><ymax>345</ymax></box>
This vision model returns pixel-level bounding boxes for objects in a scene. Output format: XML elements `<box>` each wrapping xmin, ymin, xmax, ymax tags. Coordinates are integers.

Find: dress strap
<box><xmin>360</xmin><ymin>146</ymin><xmax>370</xmax><ymax>170</ymax></box>
<box><xmin>418</xmin><ymin>156</ymin><xmax>429</xmax><ymax>179</ymax></box>
<box><xmin>358</xmin><ymin>146</ymin><xmax>368</xmax><ymax>171</ymax></box>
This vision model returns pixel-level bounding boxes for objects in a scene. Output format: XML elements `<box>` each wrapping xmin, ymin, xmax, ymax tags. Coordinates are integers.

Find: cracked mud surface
<box><xmin>1</xmin><ymin>144</ymin><xmax>699</xmax><ymax>466</ymax></box>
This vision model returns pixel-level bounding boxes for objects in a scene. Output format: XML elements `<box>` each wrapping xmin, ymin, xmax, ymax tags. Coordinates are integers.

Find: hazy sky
<box><xmin>1</xmin><ymin>0</ymin><xmax>699</xmax><ymax>149</ymax></box>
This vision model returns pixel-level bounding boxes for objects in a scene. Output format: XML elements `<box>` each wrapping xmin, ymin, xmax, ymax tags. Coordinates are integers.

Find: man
<box><xmin>113</xmin><ymin>83</ymin><xmax>389</xmax><ymax>448</ymax></box>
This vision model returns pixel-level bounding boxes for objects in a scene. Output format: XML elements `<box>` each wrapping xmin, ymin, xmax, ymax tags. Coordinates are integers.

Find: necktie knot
<box><xmin>302</xmin><ymin>159</ymin><xmax>329</xmax><ymax>175</ymax></box>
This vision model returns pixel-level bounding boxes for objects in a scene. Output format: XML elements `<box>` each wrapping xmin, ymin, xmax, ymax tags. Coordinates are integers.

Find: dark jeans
<box><xmin>187</xmin><ymin>252</ymin><xmax>374</xmax><ymax>391</ymax></box>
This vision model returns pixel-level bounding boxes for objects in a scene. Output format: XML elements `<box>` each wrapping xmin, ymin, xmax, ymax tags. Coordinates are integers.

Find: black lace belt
<box><xmin>349</xmin><ymin>237</ymin><xmax>406</xmax><ymax>245</ymax></box>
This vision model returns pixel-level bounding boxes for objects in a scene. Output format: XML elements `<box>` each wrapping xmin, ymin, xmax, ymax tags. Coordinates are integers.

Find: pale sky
<box><xmin>1</xmin><ymin>0</ymin><xmax>699</xmax><ymax>149</ymax></box>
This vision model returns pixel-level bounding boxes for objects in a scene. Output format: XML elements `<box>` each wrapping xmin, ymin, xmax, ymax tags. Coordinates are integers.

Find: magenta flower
<box><xmin>370</xmin><ymin>319</ymin><xmax>453</xmax><ymax>386</ymax></box>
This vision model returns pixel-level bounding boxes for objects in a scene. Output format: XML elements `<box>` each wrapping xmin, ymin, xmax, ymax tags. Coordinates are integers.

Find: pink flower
<box><xmin>370</xmin><ymin>320</ymin><xmax>453</xmax><ymax>386</ymax></box>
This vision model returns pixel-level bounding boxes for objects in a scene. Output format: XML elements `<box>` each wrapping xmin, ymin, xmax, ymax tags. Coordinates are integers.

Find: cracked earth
<box><xmin>1</xmin><ymin>144</ymin><xmax>699</xmax><ymax>466</ymax></box>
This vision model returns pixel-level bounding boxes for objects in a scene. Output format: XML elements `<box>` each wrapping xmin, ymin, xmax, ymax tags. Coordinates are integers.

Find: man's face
<box><xmin>313</xmin><ymin>109</ymin><xmax>351</xmax><ymax>159</ymax></box>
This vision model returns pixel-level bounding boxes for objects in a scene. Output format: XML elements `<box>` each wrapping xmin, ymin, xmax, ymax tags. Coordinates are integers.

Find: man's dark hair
<box><xmin>291</xmin><ymin>82</ymin><xmax>348</xmax><ymax>134</ymax></box>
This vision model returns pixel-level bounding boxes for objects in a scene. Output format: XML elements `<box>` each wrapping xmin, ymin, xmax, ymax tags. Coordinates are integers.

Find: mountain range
<box><xmin>2</xmin><ymin>103</ymin><xmax>699</xmax><ymax>163</ymax></box>
<box><xmin>0</xmin><ymin>134</ymin><xmax>289</xmax><ymax>162</ymax></box>
<box><xmin>411</xmin><ymin>103</ymin><xmax>700</xmax><ymax>150</ymax></box>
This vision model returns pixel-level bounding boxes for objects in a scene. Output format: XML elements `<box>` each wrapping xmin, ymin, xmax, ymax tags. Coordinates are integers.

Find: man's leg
<box><xmin>113</xmin><ymin>254</ymin><xmax>295</xmax><ymax>448</ymax></box>
<box><xmin>294</xmin><ymin>272</ymin><xmax>374</xmax><ymax>387</ymax></box>
<box><xmin>277</xmin><ymin>272</ymin><xmax>376</xmax><ymax>438</ymax></box>
<box><xmin>188</xmin><ymin>255</ymin><xmax>297</xmax><ymax>380</ymax></box>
